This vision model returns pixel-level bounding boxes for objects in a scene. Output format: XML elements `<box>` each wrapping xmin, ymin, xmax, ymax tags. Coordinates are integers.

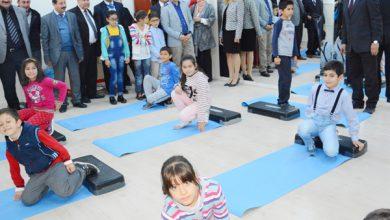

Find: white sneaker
<box><xmin>74</xmin><ymin>161</ymin><xmax>101</xmax><ymax>176</ymax></box>
<box><xmin>173</xmin><ymin>121</ymin><xmax>191</xmax><ymax>130</ymax></box>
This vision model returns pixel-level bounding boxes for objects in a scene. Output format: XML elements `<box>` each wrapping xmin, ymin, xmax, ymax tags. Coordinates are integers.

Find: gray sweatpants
<box><xmin>53</xmin><ymin>51</ymin><xmax>82</xmax><ymax>103</ymax></box>
<box><xmin>143</xmin><ymin>75</ymin><xmax>169</xmax><ymax>104</ymax></box>
<box><xmin>21</xmin><ymin>163</ymin><xmax>85</xmax><ymax>206</ymax></box>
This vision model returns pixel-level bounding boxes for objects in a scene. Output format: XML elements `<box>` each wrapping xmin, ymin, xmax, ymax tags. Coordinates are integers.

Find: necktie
<box><xmin>84</xmin><ymin>10</ymin><xmax>97</xmax><ymax>39</ymax></box>
<box><xmin>26</xmin><ymin>9</ymin><xmax>30</xmax><ymax>17</ymax></box>
<box><xmin>107</xmin><ymin>3</ymin><xmax>115</xmax><ymax>11</ymax></box>
<box><xmin>59</xmin><ymin>13</ymin><xmax>64</xmax><ymax>18</ymax></box>
<box><xmin>324</xmin><ymin>89</ymin><xmax>334</xmax><ymax>93</ymax></box>
<box><xmin>6</xmin><ymin>10</ymin><xmax>21</xmax><ymax>48</ymax></box>
<box><xmin>348</xmin><ymin>0</ymin><xmax>354</xmax><ymax>14</ymax></box>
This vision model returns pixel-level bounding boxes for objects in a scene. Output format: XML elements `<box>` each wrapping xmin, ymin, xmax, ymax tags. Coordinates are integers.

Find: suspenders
<box><xmin>313</xmin><ymin>84</ymin><xmax>344</xmax><ymax>116</ymax></box>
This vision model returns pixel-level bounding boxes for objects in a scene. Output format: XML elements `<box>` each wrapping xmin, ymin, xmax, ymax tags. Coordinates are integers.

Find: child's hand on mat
<box><xmin>55</xmin><ymin>101</ymin><xmax>62</xmax><ymax>111</ymax></box>
<box><xmin>198</xmin><ymin>122</ymin><xmax>206</xmax><ymax>132</ymax></box>
<box><xmin>125</xmin><ymin>58</ymin><xmax>130</xmax><ymax>64</ymax></box>
<box><xmin>352</xmin><ymin>141</ymin><xmax>365</xmax><ymax>151</ymax></box>
<box><xmin>65</xmin><ymin>163</ymin><xmax>76</xmax><ymax>173</ymax></box>
<box><xmin>175</xmin><ymin>86</ymin><xmax>183</xmax><ymax>95</ymax></box>
<box><xmin>105</xmin><ymin>60</ymin><xmax>111</xmax><ymax>68</ymax></box>
<box><xmin>14</xmin><ymin>191</ymin><xmax>22</xmax><ymax>201</ymax></box>
<box><xmin>274</xmin><ymin>57</ymin><xmax>281</xmax><ymax>65</ymax></box>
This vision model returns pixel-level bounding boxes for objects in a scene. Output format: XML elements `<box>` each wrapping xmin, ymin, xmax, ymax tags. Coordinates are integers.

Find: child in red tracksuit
<box><xmin>0</xmin><ymin>108</ymin><xmax>99</xmax><ymax>206</ymax></box>
<box><xmin>18</xmin><ymin>58</ymin><xmax>67</xmax><ymax>133</ymax></box>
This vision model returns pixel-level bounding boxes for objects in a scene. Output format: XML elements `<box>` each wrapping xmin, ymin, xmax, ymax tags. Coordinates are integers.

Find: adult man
<box><xmin>0</xmin><ymin>0</ymin><xmax>32</xmax><ymax>110</ymax></box>
<box><xmin>302</xmin><ymin>0</ymin><xmax>323</xmax><ymax>58</ymax></box>
<box><xmin>70</xmin><ymin>0</ymin><xmax>105</xmax><ymax>103</ymax></box>
<box><xmin>341</xmin><ymin>0</ymin><xmax>382</xmax><ymax>114</ymax></box>
<box><xmin>378</xmin><ymin>0</ymin><xmax>390</xmax><ymax>103</ymax></box>
<box><xmin>292</xmin><ymin>0</ymin><xmax>306</xmax><ymax>60</ymax></box>
<box><xmin>41</xmin><ymin>0</ymin><xmax>87</xmax><ymax>112</ymax></box>
<box><xmin>256</xmin><ymin>0</ymin><xmax>274</xmax><ymax>77</ymax></box>
<box><xmin>17</xmin><ymin>0</ymin><xmax>40</xmax><ymax>62</ymax></box>
<box><xmin>161</xmin><ymin>0</ymin><xmax>195</xmax><ymax>66</ymax></box>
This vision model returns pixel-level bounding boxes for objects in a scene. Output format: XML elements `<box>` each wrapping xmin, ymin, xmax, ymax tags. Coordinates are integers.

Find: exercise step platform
<box><xmin>294</xmin><ymin>134</ymin><xmax>367</xmax><ymax>158</ymax></box>
<box><xmin>74</xmin><ymin>155</ymin><xmax>125</xmax><ymax>195</ymax></box>
<box><xmin>209</xmin><ymin>106</ymin><xmax>241</xmax><ymax>125</ymax></box>
<box><xmin>248</xmin><ymin>101</ymin><xmax>300</xmax><ymax>121</ymax></box>
<box><xmin>52</xmin><ymin>130</ymin><xmax>66</xmax><ymax>142</ymax></box>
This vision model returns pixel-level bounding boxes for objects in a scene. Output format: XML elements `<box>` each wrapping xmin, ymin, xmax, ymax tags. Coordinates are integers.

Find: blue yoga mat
<box><xmin>214</xmin><ymin>144</ymin><xmax>350</xmax><ymax>217</ymax></box>
<box><xmin>0</xmin><ymin>142</ymin><xmax>6</xmax><ymax>161</ymax></box>
<box><xmin>0</xmin><ymin>186</ymin><xmax>92</xmax><ymax>220</ymax></box>
<box><xmin>295</xmin><ymin>63</ymin><xmax>320</xmax><ymax>76</ymax></box>
<box><xmin>93</xmin><ymin>120</ymin><xmax>221</xmax><ymax>157</ymax></box>
<box><xmin>241</xmin><ymin>96</ymin><xmax>308</xmax><ymax>119</ymax></box>
<box><xmin>56</xmin><ymin>101</ymin><xmax>166</xmax><ymax>131</ymax></box>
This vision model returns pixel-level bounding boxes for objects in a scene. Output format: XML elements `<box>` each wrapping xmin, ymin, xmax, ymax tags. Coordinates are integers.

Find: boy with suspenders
<box><xmin>298</xmin><ymin>61</ymin><xmax>365</xmax><ymax>157</ymax></box>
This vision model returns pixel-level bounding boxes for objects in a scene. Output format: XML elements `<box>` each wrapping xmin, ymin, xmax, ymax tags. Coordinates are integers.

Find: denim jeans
<box><xmin>134</xmin><ymin>58</ymin><xmax>151</xmax><ymax>93</ymax></box>
<box><xmin>109</xmin><ymin>55</ymin><xmax>125</xmax><ymax>96</ymax></box>
<box><xmin>298</xmin><ymin>115</ymin><xmax>339</xmax><ymax>157</ymax></box>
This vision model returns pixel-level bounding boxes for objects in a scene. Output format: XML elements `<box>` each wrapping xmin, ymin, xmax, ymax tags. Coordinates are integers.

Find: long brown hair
<box><xmin>161</xmin><ymin>155</ymin><xmax>200</xmax><ymax>197</ymax></box>
<box><xmin>20</xmin><ymin>58</ymin><xmax>45</xmax><ymax>86</ymax></box>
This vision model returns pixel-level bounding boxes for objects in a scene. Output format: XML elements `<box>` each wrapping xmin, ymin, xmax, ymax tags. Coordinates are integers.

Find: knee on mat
<box><xmin>323</xmin><ymin>145</ymin><xmax>339</xmax><ymax>157</ymax></box>
<box><xmin>21</xmin><ymin>194</ymin><xmax>40</xmax><ymax>206</ymax></box>
<box><xmin>297</xmin><ymin>124</ymin><xmax>310</xmax><ymax>138</ymax></box>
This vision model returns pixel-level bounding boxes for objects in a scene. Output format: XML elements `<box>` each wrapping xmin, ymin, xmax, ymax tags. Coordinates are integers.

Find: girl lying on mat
<box><xmin>161</xmin><ymin>155</ymin><xmax>229</xmax><ymax>220</ymax></box>
<box><xmin>171</xmin><ymin>55</ymin><xmax>211</xmax><ymax>132</ymax></box>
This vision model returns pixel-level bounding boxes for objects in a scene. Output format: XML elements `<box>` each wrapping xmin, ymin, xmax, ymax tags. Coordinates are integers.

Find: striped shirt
<box><xmin>161</xmin><ymin>178</ymin><xmax>229</xmax><ymax>220</ymax></box>
<box><xmin>183</xmin><ymin>71</ymin><xmax>211</xmax><ymax>123</ymax></box>
<box><xmin>129</xmin><ymin>23</ymin><xmax>152</xmax><ymax>60</ymax></box>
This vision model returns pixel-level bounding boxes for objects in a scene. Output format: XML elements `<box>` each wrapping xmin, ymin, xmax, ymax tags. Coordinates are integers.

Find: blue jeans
<box><xmin>134</xmin><ymin>58</ymin><xmax>151</xmax><ymax>94</ymax></box>
<box><xmin>109</xmin><ymin>55</ymin><xmax>125</xmax><ymax>96</ymax></box>
<box><xmin>276</xmin><ymin>56</ymin><xmax>292</xmax><ymax>104</ymax></box>
<box><xmin>297</xmin><ymin>115</ymin><xmax>339</xmax><ymax>157</ymax></box>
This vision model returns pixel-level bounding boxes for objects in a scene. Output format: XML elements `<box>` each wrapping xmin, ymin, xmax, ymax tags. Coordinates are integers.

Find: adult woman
<box><xmin>220</xmin><ymin>0</ymin><xmax>244</xmax><ymax>87</ymax></box>
<box><xmin>191</xmin><ymin>0</ymin><xmax>216</xmax><ymax>82</ymax></box>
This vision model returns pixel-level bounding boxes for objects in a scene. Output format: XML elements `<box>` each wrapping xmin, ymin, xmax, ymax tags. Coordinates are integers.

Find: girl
<box><xmin>101</xmin><ymin>11</ymin><xmax>131</xmax><ymax>105</ymax></box>
<box><xmin>18</xmin><ymin>58</ymin><xmax>67</xmax><ymax>133</ymax></box>
<box><xmin>130</xmin><ymin>10</ymin><xmax>152</xmax><ymax>100</ymax></box>
<box><xmin>149</xmin><ymin>11</ymin><xmax>166</xmax><ymax>78</ymax></box>
<box><xmin>161</xmin><ymin>155</ymin><xmax>229</xmax><ymax>220</ymax></box>
<box><xmin>171</xmin><ymin>55</ymin><xmax>210</xmax><ymax>132</ymax></box>
<box><xmin>143</xmin><ymin>47</ymin><xmax>180</xmax><ymax>110</ymax></box>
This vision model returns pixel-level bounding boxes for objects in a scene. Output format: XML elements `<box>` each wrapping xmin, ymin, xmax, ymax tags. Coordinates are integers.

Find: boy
<box><xmin>298</xmin><ymin>61</ymin><xmax>365</xmax><ymax>157</ymax></box>
<box><xmin>149</xmin><ymin>11</ymin><xmax>166</xmax><ymax>78</ymax></box>
<box><xmin>272</xmin><ymin>0</ymin><xmax>299</xmax><ymax>107</ymax></box>
<box><xmin>0</xmin><ymin>108</ymin><xmax>99</xmax><ymax>206</ymax></box>
<box><xmin>143</xmin><ymin>47</ymin><xmax>180</xmax><ymax>109</ymax></box>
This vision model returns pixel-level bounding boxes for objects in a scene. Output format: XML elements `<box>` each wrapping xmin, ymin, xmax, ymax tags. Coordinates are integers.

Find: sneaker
<box><xmin>260</xmin><ymin>71</ymin><xmax>270</xmax><ymax>77</ymax></box>
<box><xmin>117</xmin><ymin>95</ymin><xmax>127</xmax><ymax>103</ymax></box>
<box><xmin>109</xmin><ymin>96</ymin><xmax>117</xmax><ymax>105</ymax></box>
<box><xmin>173</xmin><ymin>121</ymin><xmax>191</xmax><ymax>130</ymax></box>
<box><xmin>142</xmin><ymin>103</ymin><xmax>153</xmax><ymax>110</ymax></box>
<box><xmin>363</xmin><ymin>107</ymin><xmax>375</xmax><ymax>114</ymax></box>
<box><xmin>308</xmin><ymin>146</ymin><xmax>316</xmax><ymax>156</ymax></box>
<box><xmin>278</xmin><ymin>102</ymin><xmax>291</xmax><ymax>110</ymax></box>
<box><xmin>74</xmin><ymin>161</ymin><xmax>100</xmax><ymax>177</ymax></box>
<box><xmin>266</xmin><ymin>67</ymin><xmax>274</xmax><ymax>73</ymax></box>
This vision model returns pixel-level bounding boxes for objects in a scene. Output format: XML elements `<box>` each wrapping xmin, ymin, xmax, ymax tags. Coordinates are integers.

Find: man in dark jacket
<box><xmin>378</xmin><ymin>0</ymin><xmax>390</xmax><ymax>103</ymax></box>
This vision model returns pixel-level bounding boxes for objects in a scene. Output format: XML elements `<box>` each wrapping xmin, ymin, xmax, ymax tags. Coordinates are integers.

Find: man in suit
<box><xmin>70</xmin><ymin>0</ymin><xmax>105</xmax><ymax>104</ymax></box>
<box><xmin>378</xmin><ymin>0</ymin><xmax>390</xmax><ymax>103</ymax></box>
<box><xmin>17</xmin><ymin>0</ymin><xmax>41</xmax><ymax>63</ymax></box>
<box><xmin>93</xmin><ymin>0</ymin><xmax>133</xmax><ymax>94</ymax></box>
<box><xmin>0</xmin><ymin>0</ymin><xmax>32</xmax><ymax>110</ymax></box>
<box><xmin>341</xmin><ymin>0</ymin><xmax>382</xmax><ymax>114</ymax></box>
<box><xmin>292</xmin><ymin>0</ymin><xmax>306</xmax><ymax>60</ymax></box>
<box><xmin>302</xmin><ymin>0</ymin><xmax>323</xmax><ymax>58</ymax></box>
<box><xmin>41</xmin><ymin>0</ymin><xmax>87</xmax><ymax>112</ymax></box>
<box><xmin>161</xmin><ymin>0</ymin><xmax>194</xmax><ymax>66</ymax></box>
<box><xmin>256</xmin><ymin>0</ymin><xmax>274</xmax><ymax>77</ymax></box>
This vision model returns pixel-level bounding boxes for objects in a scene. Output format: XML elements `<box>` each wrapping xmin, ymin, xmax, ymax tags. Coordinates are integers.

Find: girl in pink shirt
<box><xmin>18</xmin><ymin>58</ymin><xmax>67</xmax><ymax>132</ymax></box>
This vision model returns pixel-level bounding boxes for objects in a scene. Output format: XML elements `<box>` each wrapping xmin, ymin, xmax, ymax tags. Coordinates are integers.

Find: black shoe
<box><xmin>117</xmin><ymin>95</ymin><xmax>127</xmax><ymax>103</ymax></box>
<box><xmin>81</xmin><ymin>97</ymin><xmax>91</xmax><ymax>103</ymax></box>
<box><xmin>59</xmin><ymin>104</ymin><xmax>67</xmax><ymax>113</ymax></box>
<box><xmin>73</xmin><ymin>102</ymin><xmax>87</xmax><ymax>108</ymax></box>
<box><xmin>74</xmin><ymin>161</ymin><xmax>100</xmax><ymax>177</ymax></box>
<box><xmin>260</xmin><ymin>71</ymin><xmax>270</xmax><ymax>77</ymax></box>
<box><xmin>110</xmin><ymin>96</ymin><xmax>117</xmax><ymax>105</ymax></box>
<box><xmin>243</xmin><ymin>74</ymin><xmax>254</xmax><ymax>81</ymax></box>
<box><xmin>224</xmin><ymin>81</ymin><xmax>232</xmax><ymax>86</ymax></box>
<box><xmin>242</xmin><ymin>74</ymin><xmax>248</xmax><ymax>80</ymax></box>
<box><xmin>142</xmin><ymin>103</ymin><xmax>153</xmax><ymax>110</ymax></box>
<box><xmin>123</xmin><ymin>88</ymin><xmax>129</xmax><ymax>94</ymax></box>
<box><xmin>228</xmin><ymin>78</ymin><xmax>240</xmax><ymax>87</ymax></box>
<box><xmin>387</xmin><ymin>98</ymin><xmax>390</xmax><ymax>103</ymax></box>
<box><xmin>266</xmin><ymin>67</ymin><xmax>274</xmax><ymax>73</ymax></box>
<box><xmin>297</xmin><ymin>56</ymin><xmax>307</xmax><ymax>60</ymax></box>
<box><xmin>278</xmin><ymin>103</ymin><xmax>291</xmax><ymax>110</ymax></box>
<box><xmin>353</xmin><ymin>102</ymin><xmax>364</xmax><ymax>109</ymax></box>
<box><xmin>90</xmin><ymin>94</ymin><xmax>105</xmax><ymax>99</ymax></box>
<box><xmin>363</xmin><ymin>107</ymin><xmax>375</xmax><ymax>114</ymax></box>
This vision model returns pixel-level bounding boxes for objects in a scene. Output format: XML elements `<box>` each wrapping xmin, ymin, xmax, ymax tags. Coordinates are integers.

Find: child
<box><xmin>18</xmin><ymin>58</ymin><xmax>67</xmax><ymax>134</ymax></box>
<box><xmin>143</xmin><ymin>47</ymin><xmax>180</xmax><ymax>109</ymax></box>
<box><xmin>272</xmin><ymin>0</ymin><xmax>299</xmax><ymax>107</ymax></box>
<box><xmin>130</xmin><ymin>10</ymin><xmax>152</xmax><ymax>100</ymax></box>
<box><xmin>149</xmin><ymin>11</ymin><xmax>166</xmax><ymax>78</ymax></box>
<box><xmin>298</xmin><ymin>61</ymin><xmax>365</xmax><ymax>157</ymax></box>
<box><xmin>0</xmin><ymin>108</ymin><xmax>99</xmax><ymax>206</ymax></box>
<box><xmin>171</xmin><ymin>55</ymin><xmax>210</xmax><ymax>132</ymax></box>
<box><xmin>101</xmin><ymin>11</ymin><xmax>131</xmax><ymax>105</ymax></box>
<box><xmin>160</xmin><ymin>155</ymin><xmax>229</xmax><ymax>220</ymax></box>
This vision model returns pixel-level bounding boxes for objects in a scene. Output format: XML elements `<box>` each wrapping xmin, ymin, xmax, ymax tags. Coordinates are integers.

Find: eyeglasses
<box><xmin>109</xmin><ymin>18</ymin><xmax>118</xmax><ymax>21</ymax></box>
<box><xmin>150</xmin><ymin>19</ymin><xmax>160</xmax><ymax>22</ymax></box>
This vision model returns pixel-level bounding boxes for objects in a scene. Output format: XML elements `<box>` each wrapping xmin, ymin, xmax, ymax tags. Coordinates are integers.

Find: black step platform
<box><xmin>209</xmin><ymin>106</ymin><xmax>241</xmax><ymax>125</ymax></box>
<box><xmin>248</xmin><ymin>101</ymin><xmax>300</xmax><ymax>121</ymax></box>
<box><xmin>294</xmin><ymin>134</ymin><xmax>367</xmax><ymax>158</ymax></box>
<box><xmin>74</xmin><ymin>155</ymin><xmax>125</xmax><ymax>195</ymax></box>
<box><xmin>52</xmin><ymin>130</ymin><xmax>66</xmax><ymax>142</ymax></box>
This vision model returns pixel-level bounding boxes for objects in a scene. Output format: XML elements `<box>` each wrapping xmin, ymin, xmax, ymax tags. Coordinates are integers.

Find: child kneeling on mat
<box><xmin>171</xmin><ymin>55</ymin><xmax>211</xmax><ymax>132</ymax></box>
<box><xmin>18</xmin><ymin>58</ymin><xmax>67</xmax><ymax>134</ymax></box>
<box><xmin>142</xmin><ymin>47</ymin><xmax>180</xmax><ymax>110</ymax></box>
<box><xmin>161</xmin><ymin>155</ymin><xmax>229</xmax><ymax>220</ymax></box>
<box><xmin>0</xmin><ymin>108</ymin><xmax>99</xmax><ymax>206</ymax></box>
<box><xmin>297</xmin><ymin>61</ymin><xmax>365</xmax><ymax>157</ymax></box>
